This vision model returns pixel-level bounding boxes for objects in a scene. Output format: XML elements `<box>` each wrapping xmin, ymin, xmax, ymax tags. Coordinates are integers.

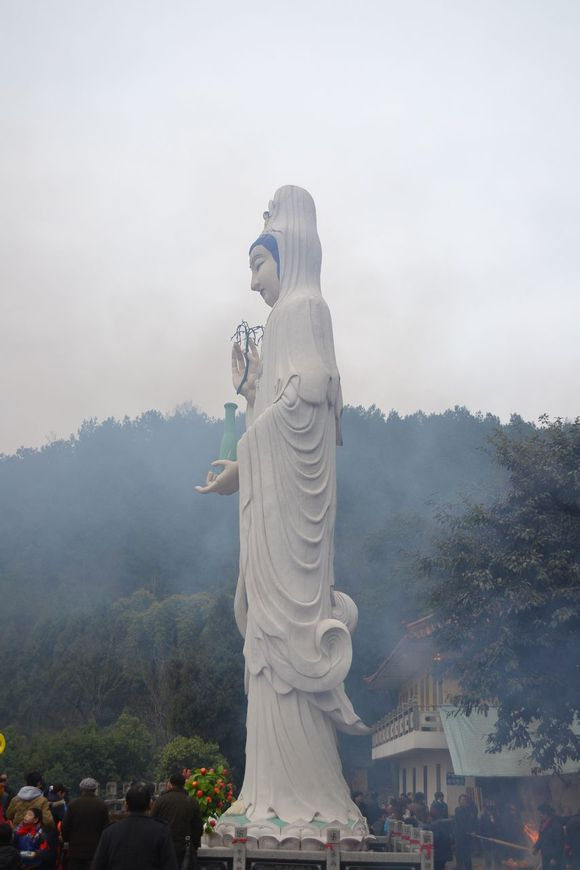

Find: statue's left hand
<box><xmin>195</xmin><ymin>459</ymin><xmax>240</xmax><ymax>495</ymax></box>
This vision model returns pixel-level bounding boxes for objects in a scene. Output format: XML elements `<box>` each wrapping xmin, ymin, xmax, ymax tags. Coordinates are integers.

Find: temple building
<box><xmin>366</xmin><ymin>615</ymin><xmax>473</xmax><ymax>811</ymax></box>
<box><xmin>366</xmin><ymin>614</ymin><xmax>580</xmax><ymax>818</ymax></box>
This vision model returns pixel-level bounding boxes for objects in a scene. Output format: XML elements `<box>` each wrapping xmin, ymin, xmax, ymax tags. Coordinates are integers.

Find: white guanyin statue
<box><xmin>196</xmin><ymin>186</ymin><xmax>369</xmax><ymax>845</ymax></box>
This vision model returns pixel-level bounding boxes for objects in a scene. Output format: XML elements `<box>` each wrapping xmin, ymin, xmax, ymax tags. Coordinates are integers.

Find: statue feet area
<box><xmin>203</xmin><ymin>813</ymin><xmax>371</xmax><ymax>851</ymax></box>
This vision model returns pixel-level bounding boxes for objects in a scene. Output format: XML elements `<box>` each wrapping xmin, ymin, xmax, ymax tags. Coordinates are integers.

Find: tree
<box><xmin>157</xmin><ymin>736</ymin><xmax>227</xmax><ymax>780</ymax></box>
<box><xmin>426</xmin><ymin>417</ymin><xmax>580</xmax><ymax>771</ymax></box>
<box><xmin>2</xmin><ymin>714</ymin><xmax>155</xmax><ymax>788</ymax></box>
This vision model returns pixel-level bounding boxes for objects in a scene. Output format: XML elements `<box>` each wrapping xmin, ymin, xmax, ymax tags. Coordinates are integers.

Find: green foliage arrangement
<box><xmin>426</xmin><ymin>417</ymin><xmax>580</xmax><ymax>772</ymax></box>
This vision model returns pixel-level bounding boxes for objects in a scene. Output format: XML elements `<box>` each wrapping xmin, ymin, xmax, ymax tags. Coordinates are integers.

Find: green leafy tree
<box><xmin>165</xmin><ymin>592</ymin><xmax>246</xmax><ymax>770</ymax></box>
<box><xmin>0</xmin><ymin>727</ymin><xmax>29</xmax><ymax>784</ymax></box>
<box><xmin>157</xmin><ymin>735</ymin><xmax>227</xmax><ymax>780</ymax></box>
<box><xmin>426</xmin><ymin>417</ymin><xmax>580</xmax><ymax>771</ymax></box>
<box><xmin>1</xmin><ymin>715</ymin><xmax>155</xmax><ymax>789</ymax></box>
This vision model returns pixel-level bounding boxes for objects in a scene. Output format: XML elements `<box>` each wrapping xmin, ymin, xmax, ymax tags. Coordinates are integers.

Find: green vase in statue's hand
<box><xmin>195</xmin><ymin>459</ymin><xmax>240</xmax><ymax>495</ymax></box>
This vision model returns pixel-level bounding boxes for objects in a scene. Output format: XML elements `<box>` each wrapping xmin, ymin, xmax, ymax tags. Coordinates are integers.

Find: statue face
<box><xmin>249</xmin><ymin>245</ymin><xmax>280</xmax><ymax>307</ymax></box>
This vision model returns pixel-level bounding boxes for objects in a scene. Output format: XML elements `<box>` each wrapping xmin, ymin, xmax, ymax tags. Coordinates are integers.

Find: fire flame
<box><xmin>523</xmin><ymin>823</ymin><xmax>538</xmax><ymax>844</ymax></box>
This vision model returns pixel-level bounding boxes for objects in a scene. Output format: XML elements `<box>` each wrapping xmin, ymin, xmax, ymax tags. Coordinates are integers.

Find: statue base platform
<box><xmin>198</xmin><ymin>846</ymin><xmax>427</xmax><ymax>870</ymax></box>
<box><xmin>207</xmin><ymin>814</ymin><xmax>369</xmax><ymax>851</ymax></box>
<box><xmin>198</xmin><ymin>821</ymin><xmax>433</xmax><ymax>870</ymax></box>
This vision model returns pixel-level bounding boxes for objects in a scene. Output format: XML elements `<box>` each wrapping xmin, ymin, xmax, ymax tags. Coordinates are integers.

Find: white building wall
<box><xmin>398</xmin><ymin>749</ymin><xmax>453</xmax><ymax>806</ymax></box>
<box><xmin>398</xmin><ymin>749</ymin><xmax>478</xmax><ymax>813</ymax></box>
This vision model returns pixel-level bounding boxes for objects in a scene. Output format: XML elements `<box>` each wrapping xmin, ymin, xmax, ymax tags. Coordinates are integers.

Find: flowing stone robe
<box><xmin>233</xmin><ymin>186</ymin><xmax>369</xmax><ymax>826</ymax></box>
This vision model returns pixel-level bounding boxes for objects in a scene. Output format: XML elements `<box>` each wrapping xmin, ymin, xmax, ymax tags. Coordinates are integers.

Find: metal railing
<box><xmin>372</xmin><ymin>703</ymin><xmax>443</xmax><ymax>748</ymax></box>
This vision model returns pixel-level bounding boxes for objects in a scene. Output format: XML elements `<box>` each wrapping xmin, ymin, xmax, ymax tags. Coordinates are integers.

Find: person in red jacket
<box><xmin>14</xmin><ymin>808</ymin><xmax>51</xmax><ymax>869</ymax></box>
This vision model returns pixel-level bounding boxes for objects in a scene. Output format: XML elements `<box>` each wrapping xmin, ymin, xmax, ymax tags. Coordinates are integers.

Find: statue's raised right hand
<box><xmin>195</xmin><ymin>459</ymin><xmax>240</xmax><ymax>495</ymax></box>
<box><xmin>232</xmin><ymin>339</ymin><xmax>259</xmax><ymax>405</ymax></box>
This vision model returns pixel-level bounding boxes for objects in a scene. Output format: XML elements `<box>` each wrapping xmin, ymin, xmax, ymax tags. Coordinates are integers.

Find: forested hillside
<box><xmin>0</xmin><ymin>404</ymin><xmax>523</xmax><ymax>776</ymax></box>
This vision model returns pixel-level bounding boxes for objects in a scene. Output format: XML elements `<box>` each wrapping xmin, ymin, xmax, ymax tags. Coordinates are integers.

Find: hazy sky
<box><xmin>1</xmin><ymin>0</ymin><xmax>579</xmax><ymax>454</ymax></box>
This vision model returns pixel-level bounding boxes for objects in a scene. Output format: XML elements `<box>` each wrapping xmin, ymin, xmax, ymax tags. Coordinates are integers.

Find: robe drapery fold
<box><xmin>233</xmin><ymin>186</ymin><xmax>368</xmax><ymax>825</ymax></box>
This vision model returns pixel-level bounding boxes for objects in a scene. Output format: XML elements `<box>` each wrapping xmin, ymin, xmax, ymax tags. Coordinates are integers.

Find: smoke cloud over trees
<box><xmin>3</xmin><ymin>403</ymin><xmax>562</xmax><ymax>781</ymax></box>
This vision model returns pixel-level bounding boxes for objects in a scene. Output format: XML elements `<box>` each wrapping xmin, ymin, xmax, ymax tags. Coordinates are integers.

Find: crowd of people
<box><xmin>354</xmin><ymin>789</ymin><xmax>580</xmax><ymax>870</ymax></box>
<box><xmin>2</xmin><ymin>772</ymin><xmax>580</xmax><ymax>869</ymax></box>
<box><xmin>0</xmin><ymin>771</ymin><xmax>201</xmax><ymax>870</ymax></box>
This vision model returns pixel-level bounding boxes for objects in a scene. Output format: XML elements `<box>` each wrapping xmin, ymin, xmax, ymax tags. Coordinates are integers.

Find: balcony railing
<box><xmin>372</xmin><ymin>703</ymin><xmax>443</xmax><ymax>748</ymax></box>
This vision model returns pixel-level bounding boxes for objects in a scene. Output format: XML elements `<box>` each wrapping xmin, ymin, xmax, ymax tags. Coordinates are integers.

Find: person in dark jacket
<box><xmin>0</xmin><ymin>777</ymin><xmax>15</xmax><ymax>804</ymax></box>
<box><xmin>62</xmin><ymin>778</ymin><xmax>109</xmax><ymax>870</ymax></box>
<box><xmin>534</xmin><ymin>805</ymin><xmax>564</xmax><ymax>870</ymax></box>
<box><xmin>428</xmin><ymin>813</ymin><xmax>453</xmax><ymax>870</ymax></box>
<box><xmin>47</xmin><ymin>786</ymin><xmax>68</xmax><ymax>829</ymax></box>
<box><xmin>352</xmin><ymin>792</ymin><xmax>370</xmax><ymax>826</ymax></box>
<box><xmin>409</xmin><ymin>793</ymin><xmax>429</xmax><ymax>824</ymax></box>
<box><xmin>478</xmin><ymin>803</ymin><xmax>501</xmax><ymax>870</ymax></box>
<box><xmin>0</xmin><ymin>791</ymin><xmax>7</xmax><ymax>827</ymax></box>
<box><xmin>150</xmin><ymin>774</ymin><xmax>202</xmax><ymax>867</ymax></box>
<box><xmin>430</xmin><ymin>792</ymin><xmax>449</xmax><ymax>820</ymax></box>
<box><xmin>364</xmin><ymin>793</ymin><xmax>382</xmax><ymax>829</ymax></box>
<box><xmin>0</xmin><ymin>822</ymin><xmax>23</xmax><ymax>870</ymax></box>
<box><xmin>564</xmin><ymin>813</ymin><xmax>580</xmax><ymax>869</ymax></box>
<box><xmin>454</xmin><ymin>794</ymin><xmax>477</xmax><ymax>870</ymax></box>
<box><xmin>502</xmin><ymin>803</ymin><xmax>526</xmax><ymax>848</ymax></box>
<box><xmin>0</xmin><ymin>777</ymin><xmax>15</xmax><ymax>823</ymax></box>
<box><xmin>90</xmin><ymin>784</ymin><xmax>178</xmax><ymax>870</ymax></box>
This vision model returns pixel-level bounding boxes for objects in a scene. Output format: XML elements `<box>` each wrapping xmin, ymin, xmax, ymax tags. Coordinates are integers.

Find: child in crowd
<box><xmin>14</xmin><ymin>808</ymin><xmax>50</xmax><ymax>868</ymax></box>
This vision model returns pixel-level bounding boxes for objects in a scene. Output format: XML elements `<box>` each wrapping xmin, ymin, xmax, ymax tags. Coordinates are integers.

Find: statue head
<box><xmin>249</xmin><ymin>234</ymin><xmax>281</xmax><ymax>308</ymax></box>
<box><xmin>249</xmin><ymin>186</ymin><xmax>322</xmax><ymax>305</ymax></box>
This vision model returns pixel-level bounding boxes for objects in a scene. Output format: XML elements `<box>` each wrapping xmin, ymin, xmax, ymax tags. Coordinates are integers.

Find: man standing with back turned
<box><xmin>151</xmin><ymin>773</ymin><xmax>203</xmax><ymax>868</ymax></box>
<box><xmin>90</xmin><ymin>784</ymin><xmax>178</xmax><ymax>870</ymax></box>
<box><xmin>61</xmin><ymin>777</ymin><xmax>109</xmax><ymax>870</ymax></box>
